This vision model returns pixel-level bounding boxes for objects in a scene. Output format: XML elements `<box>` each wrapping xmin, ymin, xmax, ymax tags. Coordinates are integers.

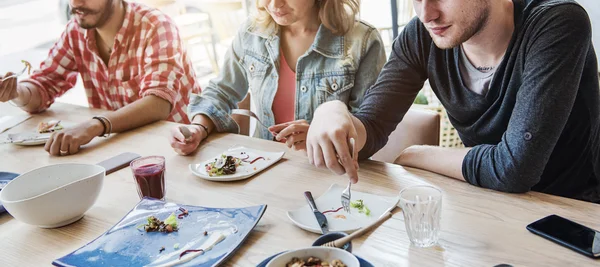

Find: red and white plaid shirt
<box><xmin>22</xmin><ymin>2</ymin><xmax>200</xmax><ymax>123</ymax></box>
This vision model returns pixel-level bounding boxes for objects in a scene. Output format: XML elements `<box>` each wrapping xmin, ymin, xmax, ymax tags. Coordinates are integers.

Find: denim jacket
<box><xmin>188</xmin><ymin>19</ymin><xmax>386</xmax><ymax>140</ymax></box>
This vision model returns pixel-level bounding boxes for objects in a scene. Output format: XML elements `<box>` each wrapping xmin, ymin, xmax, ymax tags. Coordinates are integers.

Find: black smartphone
<box><xmin>96</xmin><ymin>152</ymin><xmax>141</xmax><ymax>175</ymax></box>
<box><xmin>527</xmin><ymin>214</ymin><xmax>600</xmax><ymax>258</ymax></box>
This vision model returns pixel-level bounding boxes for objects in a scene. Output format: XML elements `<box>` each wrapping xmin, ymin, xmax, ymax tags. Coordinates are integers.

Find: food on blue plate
<box><xmin>205</xmin><ymin>155</ymin><xmax>243</xmax><ymax>176</ymax></box>
<box><xmin>286</xmin><ymin>257</ymin><xmax>346</xmax><ymax>267</ymax></box>
<box><xmin>37</xmin><ymin>120</ymin><xmax>63</xmax><ymax>133</ymax></box>
<box><xmin>142</xmin><ymin>213</ymin><xmax>178</xmax><ymax>233</ymax></box>
<box><xmin>350</xmin><ymin>200</ymin><xmax>371</xmax><ymax>216</ymax></box>
<box><xmin>177</xmin><ymin>207</ymin><xmax>189</xmax><ymax>219</ymax></box>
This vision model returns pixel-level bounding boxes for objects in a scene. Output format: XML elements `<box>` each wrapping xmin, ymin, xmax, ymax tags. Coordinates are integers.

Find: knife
<box><xmin>304</xmin><ymin>191</ymin><xmax>329</xmax><ymax>234</ymax></box>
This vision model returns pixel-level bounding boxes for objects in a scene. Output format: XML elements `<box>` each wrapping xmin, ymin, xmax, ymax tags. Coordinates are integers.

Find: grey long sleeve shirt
<box><xmin>355</xmin><ymin>0</ymin><xmax>600</xmax><ymax>203</ymax></box>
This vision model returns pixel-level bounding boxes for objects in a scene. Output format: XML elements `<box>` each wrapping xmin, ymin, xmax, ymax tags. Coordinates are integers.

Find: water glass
<box><xmin>399</xmin><ymin>185</ymin><xmax>442</xmax><ymax>247</ymax></box>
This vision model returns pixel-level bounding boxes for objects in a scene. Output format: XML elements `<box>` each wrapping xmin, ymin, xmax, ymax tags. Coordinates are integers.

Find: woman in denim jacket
<box><xmin>170</xmin><ymin>0</ymin><xmax>386</xmax><ymax>155</ymax></box>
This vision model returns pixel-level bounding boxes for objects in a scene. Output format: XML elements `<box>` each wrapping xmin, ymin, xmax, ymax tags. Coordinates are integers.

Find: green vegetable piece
<box><xmin>164</xmin><ymin>213</ymin><xmax>178</xmax><ymax>229</ymax></box>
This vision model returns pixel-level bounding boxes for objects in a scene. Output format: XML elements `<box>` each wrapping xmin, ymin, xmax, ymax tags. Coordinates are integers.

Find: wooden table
<box><xmin>1</xmin><ymin>102</ymin><xmax>599</xmax><ymax>266</ymax></box>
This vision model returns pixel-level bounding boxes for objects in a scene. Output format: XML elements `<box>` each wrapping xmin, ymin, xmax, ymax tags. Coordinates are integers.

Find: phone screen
<box><xmin>527</xmin><ymin>215</ymin><xmax>600</xmax><ymax>257</ymax></box>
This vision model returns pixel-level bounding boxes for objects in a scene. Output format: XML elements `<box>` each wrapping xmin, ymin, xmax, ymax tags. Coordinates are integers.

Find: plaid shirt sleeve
<box><xmin>21</xmin><ymin>21</ymin><xmax>79</xmax><ymax>112</ymax></box>
<box><xmin>138</xmin><ymin>17</ymin><xmax>186</xmax><ymax>112</ymax></box>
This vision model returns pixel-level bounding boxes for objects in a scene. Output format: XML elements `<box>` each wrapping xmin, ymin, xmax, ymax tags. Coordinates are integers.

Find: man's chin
<box><xmin>431</xmin><ymin>37</ymin><xmax>460</xmax><ymax>50</ymax></box>
<box><xmin>76</xmin><ymin>19</ymin><xmax>98</xmax><ymax>29</ymax></box>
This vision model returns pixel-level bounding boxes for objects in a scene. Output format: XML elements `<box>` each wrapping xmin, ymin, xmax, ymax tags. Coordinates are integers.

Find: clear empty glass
<box><xmin>399</xmin><ymin>185</ymin><xmax>442</xmax><ymax>247</ymax></box>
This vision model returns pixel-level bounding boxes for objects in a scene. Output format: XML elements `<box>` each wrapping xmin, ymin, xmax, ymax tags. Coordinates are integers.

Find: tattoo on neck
<box><xmin>476</xmin><ymin>66</ymin><xmax>494</xmax><ymax>72</ymax></box>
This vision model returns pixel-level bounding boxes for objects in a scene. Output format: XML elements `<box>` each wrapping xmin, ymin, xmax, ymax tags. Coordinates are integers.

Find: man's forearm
<box><xmin>396</xmin><ymin>145</ymin><xmax>471</xmax><ymax>181</ymax></box>
<box><xmin>102</xmin><ymin>95</ymin><xmax>172</xmax><ymax>133</ymax></box>
<box><xmin>13</xmin><ymin>83</ymin><xmax>43</xmax><ymax>113</ymax></box>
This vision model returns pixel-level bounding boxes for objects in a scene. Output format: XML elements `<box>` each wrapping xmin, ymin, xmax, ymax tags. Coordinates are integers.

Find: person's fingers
<box><xmin>60</xmin><ymin>134</ymin><xmax>72</xmax><ymax>156</ymax></box>
<box><xmin>286</xmin><ymin>132</ymin><xmax>307</xmax><ymax>147</ymax></box>
<box><xmin>277</xmin><ymin>124</ymin><xmax>308</xmax><ymax>140</ymax></box>
<box><xmin>171</xmin><ymin>126</ymin><xmax>186</xmax><ymax>143</ymax></box>
<box><xmin>69</xmin><ymin>139</ymin><xmax>80</xmax><ymax>155</ymax></box>
<box><xmin>332</xmin><ymin>135</ymin><xmax>358</xmax><ymax>183</ymax></box>
<box><xmin>49</xmin><ymin>132</ymin><xmax>64</xmax><ymax>156</ymax></box>
<box><xmin>268</xmin><ymin>123</ymin><xmax>288</xmax><ymax>134</ymax></box>
<box><xmin>44</xmin><ymin>133</ymin><xmax>54</xmax><ymax>153</ymax></box>
<box><xmin>321</xmin><ymin>140</ymin><xmax>346</xmax><ymax>175</ymax></box>
<box><xmin>292</xmin><ymin>140</ymin><xmax>307</xmax><ymax>151</ymax></box>
<box><xmin>0</xmin><ymin>75</ymin><xmax>15</xmax><ymax>101</ymax></box>
<box><xmin>307</xmin><ymin>141</ymin><xmax>314</xmax><ymax>165</ymax></box>
<box><xmin>8</xmin><ymin>78</ymin><xmax>18</xmax><ymax>99</ymax></box>
<box><xmin>312</xmin><ymin>141</ymin><xmax>326</xmax><ymax>168</ymax></box>
<box><xmin>271</xmin><ymin>120</ymin><xmax>308</xmax><ymax>135</ymax></box>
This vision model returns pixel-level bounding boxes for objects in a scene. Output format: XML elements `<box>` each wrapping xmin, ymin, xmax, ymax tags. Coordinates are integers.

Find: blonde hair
<box><xmin>253</xmin><ymin>0</ymin><xmax>360</xmax><ymax>35</ymax></box>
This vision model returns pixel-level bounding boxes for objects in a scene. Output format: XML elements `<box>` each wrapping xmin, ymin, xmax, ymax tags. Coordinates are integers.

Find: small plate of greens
<box><xmin>287</xmin><ymin>184</ymin><xmax>398</xmax><ymax>234</ymax></box>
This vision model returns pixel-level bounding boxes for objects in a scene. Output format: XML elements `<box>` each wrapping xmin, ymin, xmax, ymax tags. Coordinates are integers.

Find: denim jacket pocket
<box><xmin>315</xmin><ymin>74</ymin><xmax>355</xmax><ymax>104</ymax></box>
<box><xmin>242</xmin><ymin>54</ymin><xmax>270</xmax><ymax>78</ymax></box>
<box><xmin>241</xmin><ymin>54</ymin><xmax>271</xmax><ymax>96</ymax></box>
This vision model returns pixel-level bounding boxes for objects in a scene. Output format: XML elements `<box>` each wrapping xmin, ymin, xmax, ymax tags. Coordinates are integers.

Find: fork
<box><xmin>1</xmin><ymin>65</ymin><xmax>28</xmax><ymax>82</ymax></box>
<box><xmin>231</xmin><ymin>109</ymin><xmax>269</xmax><ymax>129</ymax></box>
<box><xmin>341</xmin><ymin>138</ymin><xmax>356</xmax><ymax>213</ymax></box>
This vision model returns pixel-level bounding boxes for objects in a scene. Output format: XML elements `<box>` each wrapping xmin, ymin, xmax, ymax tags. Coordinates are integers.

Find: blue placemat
<box><xmin>0</xmin><ymin>172</ymin><xmax>19</xmax><ymax>213</ymax></box>
<box><xmin>256</xmin><ymin>251</ymin><xmax>374</xmax><ymax>267</ymax></box>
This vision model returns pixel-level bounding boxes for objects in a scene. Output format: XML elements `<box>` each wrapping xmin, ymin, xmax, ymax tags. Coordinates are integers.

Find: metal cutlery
<box><xmin>231</xmin><ymin>109</ymin><xmax>269</xmax><ymax>129</ymax></box>
<box><xmin>341</xmin><ymin>138</ymin><xmax>356</xmax><ymax>213</ymax></box>
<box><xmin>304</xmin><ymin>191</ymin><xmax>329</xmax><ymax>234</ymax></box>
<box><xmin>1</xmin><ymin>64</ymin><xmax>29</xmax><ymax>82</ymax></box>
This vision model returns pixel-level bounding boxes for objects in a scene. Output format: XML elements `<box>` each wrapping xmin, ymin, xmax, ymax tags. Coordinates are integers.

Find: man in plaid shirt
<box><xmin>0</xmin><ymin>0</ymin><xmax>201</xmax><ymax>156</ymax></box>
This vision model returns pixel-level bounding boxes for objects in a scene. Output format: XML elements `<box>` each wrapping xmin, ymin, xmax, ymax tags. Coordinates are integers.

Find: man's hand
<box><xmin>169</xmin><ymin>125</ymin><xmax>207</xmax><ymax>156</ymax></box>
<box><xmin>0</xmin><ymin>72</ymin><xmax>18</xmax><ymax>102</ymax></box>
<box><xmin>306</xmin><ymin>101</ymin><xmax>360</xmax><ymax>183</ymax></box>
<box><xmin>269</xmin><ymin>119</ymin><xmax>310</xmax><ymax>151</ymax></box>
<box><xmin>44</xmin><ymin>120</ymin><xmax>104</xmax><ymax>156</ymax></box>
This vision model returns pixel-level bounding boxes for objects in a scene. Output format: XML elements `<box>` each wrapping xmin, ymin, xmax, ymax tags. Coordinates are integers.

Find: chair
<box><xmin>370</xmin><ymin>107</ymin><xmax>440</xmax><ymax>164</ymax></box>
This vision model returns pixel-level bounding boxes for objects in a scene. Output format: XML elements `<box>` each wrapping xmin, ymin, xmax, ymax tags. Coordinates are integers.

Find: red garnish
<box><xmin>178</xmin><ymin>207</ymin><xmax>189</xmax><ymax>219</ymax></box>
<box><xmin>322</xmin><ymin>206</ymin><xmax>344</xmax><ymax>214</ymax></box>
<box><xmin>179</xmin><ymin>249</ymin><xmax>204</xmax><ymax>259</ymax></box>
<box><xmin>250</xmin><ymin>157</ymin><xmax>265</xmax><ymax>164</ymax></box>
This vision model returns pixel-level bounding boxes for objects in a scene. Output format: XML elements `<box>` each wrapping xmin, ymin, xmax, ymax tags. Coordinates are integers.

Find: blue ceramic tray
<box><xmin>257</xmin><ymin>251</ymin><xmax>375</xmax><ymax>267</ymax></box>
<box><xmin>0</xmin><ymin>172</ymin><xmax>19</xmax><ymax>213</ymax></box>
<box><xmin>53</xmin><ymin>197</ymin><xmax>267</xmax><ymax>267</ymax></box>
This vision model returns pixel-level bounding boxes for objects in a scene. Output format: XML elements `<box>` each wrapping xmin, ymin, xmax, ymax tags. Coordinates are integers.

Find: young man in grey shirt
<box><xmin>306</xmin><ymin>0</ymin><xmax>600</xmax><ymax>203</ymax></box>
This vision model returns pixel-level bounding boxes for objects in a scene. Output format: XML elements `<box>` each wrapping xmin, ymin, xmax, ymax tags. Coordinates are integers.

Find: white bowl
<box><xmin>267</xmin><ymin>247</ymin><xmax>360</xmax><ymax>267</ymax></box>
<box><xmin>0</xmin><ymin>163</ymin><xmax>105</xmax><ymax>228</ymax></box>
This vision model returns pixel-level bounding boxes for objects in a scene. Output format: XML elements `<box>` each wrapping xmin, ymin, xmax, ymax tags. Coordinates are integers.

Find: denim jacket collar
<box><xmin>246</xmin><ymin>23</ymin><xmax>344</xmax><ymax>59</ymax></box>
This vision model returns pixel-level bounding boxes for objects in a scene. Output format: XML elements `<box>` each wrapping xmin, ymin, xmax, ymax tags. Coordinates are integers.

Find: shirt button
<box><xmin>331</xmin><ymin>83</ymin><xmax>339</xmax><ymax>91</ymax></box>
<box><xmin>300</xmin><ymin>86</ymin><xmax>307</xmax><ymax>93</ymax></box>
<box><xmin>524</xmin><ymin>132</ymin><xmax>532</xmax><ymax>141</ymax></box>
<box><xmin>249</xmin><ymin>65</ymin><xmax>255</xmax><ymax>72</ymax></box>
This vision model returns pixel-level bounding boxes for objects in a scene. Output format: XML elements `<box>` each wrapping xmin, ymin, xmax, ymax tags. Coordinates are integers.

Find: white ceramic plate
<box><xmin>287</xmin><ymin>184</ymin><xmax>398</xmax><ymax>234</ymax></box>
<box><xmin>189</xmin><ymin>146</ymin><xmax>285</xmax><ymax>182</ymax></box>
<box><xmin>3</xmin><ymin>121</ymin><xmax>75</xmax><ymax>146</ymax></box>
